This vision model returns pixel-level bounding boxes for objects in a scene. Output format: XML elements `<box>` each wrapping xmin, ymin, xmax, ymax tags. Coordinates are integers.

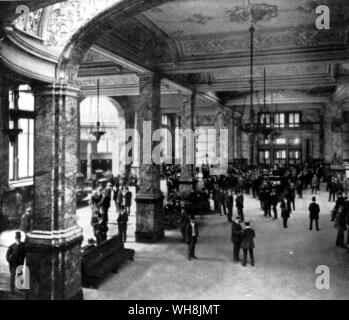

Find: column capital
<box><xmin>32</xmin><ymin>83</ymin><xmax>80</xmax><ymax>97</ymax></box>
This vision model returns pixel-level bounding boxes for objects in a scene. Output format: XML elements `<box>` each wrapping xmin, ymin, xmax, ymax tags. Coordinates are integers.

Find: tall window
<box><xmin>259</xmin><ymin>150</ymin><xmax>270</xmax><ymax>165</ymax></box>
<box><xmin>9</xmin><ymin>85</ymin><xmax>35</xmax><ymax>181</ymax></box>
<box><xmin>289</xmin><ymin>112</ymin><xmax>300</xmax><ymax>128</ymax></box>
<box><xmin>259</xmin><ymin>113</ymin><xmax>271</xmax><ymax>127</ymax></box>
<box><xmin>274</xmin><ymin>149</ymin><xmax>287</xmax><ymax>165</ymax></box>
<box><xmin>274</xmin><ymin>113</ymin><xmax>285</xmax><ymax>128</ymax></box>
<box><xmin>196</xmin><ymin>127</ymin><xmax>216</xmax><ymax>166</ymax></box>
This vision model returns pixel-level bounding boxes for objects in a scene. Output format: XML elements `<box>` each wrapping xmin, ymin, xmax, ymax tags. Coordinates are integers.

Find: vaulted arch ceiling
<box><xmin>2</xmin><ymin>0</ymin><xmax>349</xmax><ymax>104</ymax></box>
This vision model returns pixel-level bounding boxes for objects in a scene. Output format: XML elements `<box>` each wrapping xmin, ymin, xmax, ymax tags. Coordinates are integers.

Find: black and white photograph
<box><xmin>0</xmin><ymin>0</ymin><xmax>348</xmax><ymax>303</ymax></box>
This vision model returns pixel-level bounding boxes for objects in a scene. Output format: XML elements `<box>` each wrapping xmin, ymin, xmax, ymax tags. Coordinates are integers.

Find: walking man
<box><xmin>309</xmin><ymin>197</ymin><xmax>320</xmax><ymax>231</ymax></box>
<box><xmin>241</xmin><ymin>221</ymin><xmax>255</xmax><ymax>267</ymax></box>
<box><xmin>186</xmin><ymin>216</ymin><xmax>199</xmax><ymax>260</ymax></box>
<box><xmin>231</xmin><ymin>216</ymin><xmax>242</xmax><ymax>262</ymax></box>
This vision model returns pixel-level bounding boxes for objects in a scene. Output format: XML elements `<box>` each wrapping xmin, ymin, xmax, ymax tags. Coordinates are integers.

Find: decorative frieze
<box><xmin>180</xmin><ymin>28</ymin><xmax>345</xmax><ymax>56</ymax></box>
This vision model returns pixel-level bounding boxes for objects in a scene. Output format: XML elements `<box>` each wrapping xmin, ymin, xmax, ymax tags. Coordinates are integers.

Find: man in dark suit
<box><xmin>226</xmin><ymin>190</ymin><xmax>234</xmax><ymax>223</ymax></box>
<box><xmin>99</xmin><ymin>187</ymin><xmax>111</xmax><ymax>224</ymax></box>
<box><xmin>309</xmin><ymin>197</ymin><xmax>320</xmax><ymax>231</ymax></box>
<box><xmin>235</xmin><ymin>190</ymin><xmax>244</xmax><ymax>222</ymax></box>
<box><xmin>263</xmin><ymin>188</ymin><xmax>272</xmax><ymax>217</ymax></box>
<box><xmin>241</xmin><ymin>221</ymin><xmax>255</xmax><ymax>267</ymax></box>
<box><xmin>270</xmin><ymin>189</ymin><xmax>279</xmax><ymax>220</ymax></box>
<box><xmin>124</xmin><ymin>187</ymin><xmax>132</xmax><ymax>215</ymax></box>
<box><xmin>117</xmin><ymin>205</ymin><xmax>129</xmax><ymax>242</ymax></box>
<box><xmin>231</xmin><ymin>216</ymin><xmax>242</xmax><ymax>262</ymax></box>
<box><xmin>6</xmin><ymin>231</ymin><xmax>25</xmax><ymax>294</ymax></box>
<box><xmin>186</xmin><ymin>216</ymin><xmax>199</xmax><ymax>260</ymax></box>
<box><xmin>280</xmin><ymin>196</ymin><xmax>291</xmax><ymax>228</ymax></box>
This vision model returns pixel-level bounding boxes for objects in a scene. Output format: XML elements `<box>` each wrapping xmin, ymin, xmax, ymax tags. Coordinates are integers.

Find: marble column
<box><xmin>175</xmin><ymin>116</ymin><xmax>181</xmax><ymax>164</ymax></box>
<box><xmin>227</xmin><ymin>112</ymin><xmax>234</xmax><ymax>167</ymax></box>
<box><xmin>77</xmin><ymin>97</ymin><xmax>83</xmax><ymax>174</ymax></box>
<box><xmin>132</xmin><ymin>109</ymin><xmax>140</xmax><ymax>175</ymax></box>
<box><xmin>318</xmin><ymin>108</ymin><xmax>325</xmax><ymax>161</ymax></box>
<box><xmin>324</xmin><ymin>101</ymin><xmax>344</xmax><ymax>166</ymax></box>
<box><xmin>179</xmin><ymin>91</ymin><xmax>196</xmax><ymax>196</ymax></box>
<box><xmin>214</xmin><ymin>107</ymin><xmax>229</xmax><ymax>172</ymax></box>
<box><xmin>0</xmin><ymin>79</ymin><xmax>10</xmax><ymax>229</ymax></box>
<box><xmin>124</xmin><ymin>107</ymin><xmax>135</xmax><ymax>180</ymax></box>
<box><xmin>86</xmin><ymin>140</ymin><xmax>93</xmax><ymax>179</ymax></box>
<box><xmin>135</xmin><ymin>73</ymin><xmax>164</xmax><ymax>243</ymax></box>
<box><xmin>234</xmin><ymin>111</ymin><xmax>243</xmax><ymax>160</ymax></box>
<box><xmin>26</xmin><ymin>84</ymin><xmax>83</xmax><ymax>300</ymax></box>
<box><xmin>169</xmin><ymin>115</ymin><xmax>176</xmax><ymax>164</ymax></box>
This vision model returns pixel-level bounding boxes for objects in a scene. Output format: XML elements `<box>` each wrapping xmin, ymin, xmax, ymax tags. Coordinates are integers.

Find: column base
<box><xmin>25</xmin><ymin>226</ymin><xmax>83</xmax><ymax>300</ymax></box>
<box><xmin>135</xmin><ymin>193</ymin><xmax>164</xmax><ymax>243</ymax></box>
<box><xmin>135</xmin><ymin>230</ymin><xmax>165</xmax><ymax>243</ymax></box>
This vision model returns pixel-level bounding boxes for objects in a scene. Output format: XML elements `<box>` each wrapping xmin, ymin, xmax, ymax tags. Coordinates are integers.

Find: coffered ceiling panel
<box><xmin>143</xmin><ymin>0</ymin><xmax>349</xmax><ymax>38</ymax></box>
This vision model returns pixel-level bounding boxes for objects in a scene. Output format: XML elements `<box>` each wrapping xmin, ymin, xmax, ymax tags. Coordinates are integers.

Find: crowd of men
<box><xmin>90</xmin><ymin>182</ymin><xmax>133</xmax><ymax>244</ymax></box>
<box><xmin>4</xmin><ymin>161</ymin><xmax>349</xmax><ymax>294</ymax></box>
<box><xmin>163</xmin><ymin>162</ymin><xmax>349</xmax><ymax>264</ymax></box>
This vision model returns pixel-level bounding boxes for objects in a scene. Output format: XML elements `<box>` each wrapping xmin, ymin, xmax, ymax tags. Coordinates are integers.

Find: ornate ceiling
<box><xmin>2</xmin><ymin>0</ymin><xmax>349</xmax><ymax>105</ymax></box>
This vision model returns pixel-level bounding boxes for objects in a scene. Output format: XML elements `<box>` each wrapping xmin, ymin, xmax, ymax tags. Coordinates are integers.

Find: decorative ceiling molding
<box><xmin>212</xmin><ymin>62</ymin><xmax>328</xmax><ymax>80</ymax></box>
<box><xmin>177</xmin><ymin>27</ymin><xmax>346</xmax><ymax>57</ymax></box>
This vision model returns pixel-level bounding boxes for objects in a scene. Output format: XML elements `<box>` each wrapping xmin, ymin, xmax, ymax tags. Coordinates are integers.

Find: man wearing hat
<box><xmin>240</xmin><ymin>221</ymin><xmax>255</xmax><ymax>267</ymax></box>
<box><xmin>231</xmin><ymin>216</ymin><xmax>242</xmax><ymax>262</ymax></box>
<box><xmin>309</xmin><ymin>197</ymin><xmax>320</xmax><ymax>231</ymax></box>
<box><xmin>6</xmin><ymin>231</ymin><xmax>25</xmax><ymax>294</ymax></box>
<box><xmin>117</xmin><ymin>205</ymin><xmax>129</xmax><ymax>242</ymax></box>
<box><xmin>270</xmin><ymin>189</ymin><xmax>279</xmax><ymax>219</ymax></box>
<box><xmin>186</xmin><ymin>216</ymin><xmax>199</xmax><ymax>260</ymax></box>
<box><xmin>235</xmin><ymin>190</ymin><xmax>244</xmax><ymax>222</ymax></box>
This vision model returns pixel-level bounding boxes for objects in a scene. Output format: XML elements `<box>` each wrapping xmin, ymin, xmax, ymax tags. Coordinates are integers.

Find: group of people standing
<box><xmin>90</xmin><ymin>183</ymin><xmax>133</xmax><ymax>245</ymax></box>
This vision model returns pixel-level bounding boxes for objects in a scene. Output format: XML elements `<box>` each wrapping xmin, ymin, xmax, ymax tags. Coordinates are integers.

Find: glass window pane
<box><xmin>18</xmin><ymin>85</ymin><xmax>34</xmax><ymax>111</ymax></box>
<box><xmin>9</xmin><ymin>90</ymin><xmax>15</xmax><ymax>110</ymax></box>
<box><xmin>9</xmin><ymin>143</ymin><xmax>14</xmax><ymax>180</ymax></box>
<box><xmin>28</xmin><ymin>119</ymin><xmax>34</xmax><ymax>177</ymax></box>
<box><xmin>18</xmin><ymin>119</ymin><xmax>29</xmax><ymax>178</ymax></box>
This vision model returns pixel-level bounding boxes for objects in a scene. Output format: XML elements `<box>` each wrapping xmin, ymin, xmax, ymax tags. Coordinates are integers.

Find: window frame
<box><xmin>8</xmin><ymin>85</ymin><xmax>35</xmax><ymax>182</ymax></box>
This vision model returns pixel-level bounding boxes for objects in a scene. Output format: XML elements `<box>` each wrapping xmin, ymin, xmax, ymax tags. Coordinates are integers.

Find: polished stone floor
<box><xmin>82</xmin><ymin>186</ymin><xmax>349</xmax><ymax>300</ymax></box>
<box><xmin>1</xmin><ymin>184</ymin><xmax>348</xmax><ymax>299</ymax></box>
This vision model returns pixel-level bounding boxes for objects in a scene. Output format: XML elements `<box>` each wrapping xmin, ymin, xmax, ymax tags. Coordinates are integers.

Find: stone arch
<box><xmin>56</xmin><ymin>0</ymin><xmax>173</xmax><ymax>84</ymax></box>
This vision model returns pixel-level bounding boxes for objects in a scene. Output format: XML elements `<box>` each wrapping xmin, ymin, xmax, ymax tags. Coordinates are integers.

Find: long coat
<box><xmin>309</xmin><ymin>202</ymin><xmax>320</xmax><ymax>220</ymax></box>
<box><xmin>231</xmin><ymin>221</ymin><xmax>242</xmax><ymax>243</ymax></box>
<box><xmin>240</xmin><ymin>228</ymin><xmax>255</xmax><ymax>249</ymax></box>
<box><xmin>6</xmin><ymin>242</ymin><xmax>25</xmax><ymax>269</ymax></box>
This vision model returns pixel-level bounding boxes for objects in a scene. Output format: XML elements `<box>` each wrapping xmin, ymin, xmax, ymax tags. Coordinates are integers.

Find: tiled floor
<box><xmin>1</xmin><ymin>184</ymin><xmax>348</xmax><ymax>299</ymax></box>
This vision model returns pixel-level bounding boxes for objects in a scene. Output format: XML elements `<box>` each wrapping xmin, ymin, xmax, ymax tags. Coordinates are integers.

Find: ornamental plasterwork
<box><xmin>180</xmin><ymin>28</ymin><xmax>345</xmax><ymax>56</ymax></box>
<box><xmin>213</xmin><ymin>63</ymin><xmax>327</xmax><ymax>80</ymax></box>
<box><xmin>45</xmin><ymin>0</ymin><xmax>122</xmax><ymax>47</ymax></box>
<box><xmin>14</xmin><ymin>9</ymin><xmax>44</xmax><ymax>36</ymax></box>
<box><xmin>78</xmin><ymin>74</ymin><xmax>139</xmax><ymax>88</ymax></box>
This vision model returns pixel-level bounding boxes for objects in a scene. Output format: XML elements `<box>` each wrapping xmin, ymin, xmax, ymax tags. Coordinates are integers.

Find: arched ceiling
<box><xmin>2</xmin><ymin>0</ymin><xmax>349</xmax><ymax>105</ymax></box>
